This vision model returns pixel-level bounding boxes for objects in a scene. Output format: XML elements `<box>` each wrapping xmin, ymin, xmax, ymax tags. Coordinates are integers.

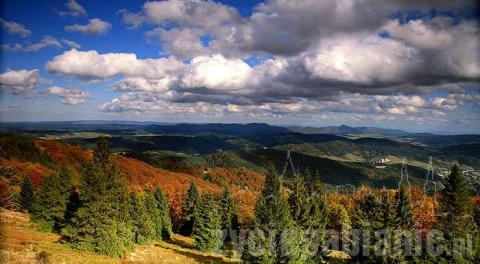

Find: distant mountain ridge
<box><xmin>288</xmin><ymin>125</ymin><xmax>409</xmax><ymax>135</ymax></box>
<box><xmin>2</xmin><ymin>121</ymin><xmax>410</xmax><ymax>136</ymax></box>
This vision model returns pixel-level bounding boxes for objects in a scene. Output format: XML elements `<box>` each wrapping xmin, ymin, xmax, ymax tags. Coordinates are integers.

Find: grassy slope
<box><xmin>0</xmin><ymin>209</ymin><xmax>239</xmax><ymax>264</ymax></box>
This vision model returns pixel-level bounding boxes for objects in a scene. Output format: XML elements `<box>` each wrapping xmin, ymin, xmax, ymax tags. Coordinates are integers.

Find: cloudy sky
<box><xmin>1</xmin><ymin>0</ymin><xmax>479</xmax><ymax>133</ymax></box>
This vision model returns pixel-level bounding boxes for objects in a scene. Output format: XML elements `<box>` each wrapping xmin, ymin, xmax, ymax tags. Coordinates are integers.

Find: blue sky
<box><xmin>0</xmin><ymin>0</ymin><xmax>479</xmax><ymax>134</ymax></box>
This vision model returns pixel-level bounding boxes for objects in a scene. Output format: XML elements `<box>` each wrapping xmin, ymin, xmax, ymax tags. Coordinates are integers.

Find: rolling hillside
<box><xmin>0</xmin><ymin>135</ymin><xmax>262</xmax><ymax>224</ymax></box>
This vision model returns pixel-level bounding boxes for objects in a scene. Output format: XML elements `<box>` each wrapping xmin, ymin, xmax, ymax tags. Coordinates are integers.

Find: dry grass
<box><xmin>0</xmin><ymin>209</ymin><xmax>241</xmax><ymax>264</ymax></box>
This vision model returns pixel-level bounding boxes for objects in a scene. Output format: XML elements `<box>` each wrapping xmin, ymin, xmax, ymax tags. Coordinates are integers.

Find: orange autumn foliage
<box><xmin>229</xmin><ymin>187</ymin><xmax>258</xmax><ymax>224</ymax></box>
<box><xmin>472</xmin><ymin>195</ymin><xmax>480</xmax><ymax>206</ymax></box>
<box><xmin>115</xmin><ymin>155</ymin><xmax>224</xmax><ymax>223</ymax></box>
<box><xmin>0</xmin><ymin>158</ymin><xmax>53</xmax><ymax>187</ymax></box>
<box><xmin>203</xmin><ymin>167</ymin><xmax>265</xmax><ymax>191</ymax></box>
<box><xmin>409</xmin><ymin>187</ymin><xmax>437</xmax><ymax>236</ymax></box>
<box><xmin>115</xmin><ymin>157</ymin><xmax>263</xmax><ymax>224</ymax></box>
<box><xmin>35</xmin><ymin>140</ymin><xmax>91</xmax><ymax>174</ymax></box>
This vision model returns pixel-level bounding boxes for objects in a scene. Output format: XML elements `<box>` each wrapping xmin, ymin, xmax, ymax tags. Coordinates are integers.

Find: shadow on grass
<box><xmin>154</xmin><ymin>236</ymin><xmax>240</xmax><ymax>263</ymax></box>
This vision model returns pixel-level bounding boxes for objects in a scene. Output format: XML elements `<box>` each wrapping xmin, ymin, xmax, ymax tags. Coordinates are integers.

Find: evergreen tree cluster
<box><xmin>14</xmin><ymin>137</ymin><xmax>174</xmax><ymax>258</ymax></box>
<box><xmin>241</xmin><ymin>164</ymin><xmax>480</xmax><ymax>264</ymax></box>
<box><xmin>242</xmin><ymin>169</ymin><xmax>328</xmax><ymax>263</ymax></box>
<box><xmin>192</xmin><ymin>193</ymin><xmax>223</xmax><ymax>252</ymax></box>
<box><xmin>179</xmin><ymin>183</ymin><xmax>239</xmax><ymax>252</ymax></box>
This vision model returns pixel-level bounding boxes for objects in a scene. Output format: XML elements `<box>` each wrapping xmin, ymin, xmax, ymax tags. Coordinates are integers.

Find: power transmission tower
<box><xmin>282</xmin><ymin>150</ymin><xmax>297</xmax><ymax>178</ymax></box>
<box><xmin>423</xmin><ymin>156</ymin><xmax>437</xmax><ymax>198</ymax></box>
<box><xmin>398</xmin><ymin>157</ymin><xmax>411</xmax><ymax>190</ymax></box>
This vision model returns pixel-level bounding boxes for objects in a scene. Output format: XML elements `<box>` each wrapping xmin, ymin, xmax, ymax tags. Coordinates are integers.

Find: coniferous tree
<box><xmin>145</xmin><ymin>190</ymin><xmax>163</xmax><ymax>240</ymax></box>
<box><xmin>154</xmin><ymin>186</ymin><xmax>172</xmax><ymax>239</ymax></box>
<box><xmin>388</xmin><ymin>188</ymin><xmax>414</xmax><ymax>263</ymax></box>
<box><xmin>19</xmin><ymin>175</ymin><xmax>34</xmax><ymax>212</ymax></box>
<box><xmin>63</xmin><ymin>190</ymin><xmax>80</xmax><ymax>227</ymax></box>
<box><xmin>288</xmin><ymin>176</ymin><xmax>311</xmax><ymax>226</ymax></box>
<box><xmin>180</xmin><ymin>182</ymin><xmax>199</xmax><ymax>236</ymax></box>
<box><xmin>62</xmin><ymin>137</ymin><xmax>133</xmax><ymax>257</ymax></box>
<box><xmin>129</xmin><ymin>192</ymin><xmax>156</xmax><ymax>244</ymax></box>
<box><xmin>351</xmin><ymin>191</ymin><xmax>384</xmax><ymax>262</ymax></box>
<box><xmin>381</xmin><ymin>189</ymin><xmax>396</xmax><ymax>230</ymax></box>
<box><xmin>288</xmin><ymin>175</ymin><xmax>328</xmax><ymax>262</ymax></box>
<box><xmin>30</xmin><ymin>167</ymin><xmax>72</xmax><ymax>232</ymax></box>
<box><xmin>242</xmin><ymin>169</ymin><xmax>302</xmax><ymax>263</ymax></box>
<box><xmin>219</xmin><ymin>187</ymin><xmax>236</xmax><ymax>231</ymax></box>
<box><xmin>395</xmin><ymin>187</ymin><xmax>413</xmax><ymax>230</ymax></box>
<box><xmin>192</xmin><ymin>193</ymin><xmax>223</xmax><ymax>252</ymax></box>
<box><xmin>437</xmin><ymin>164</ymin><xmax>475</xmax><ymax>260</ymax></box>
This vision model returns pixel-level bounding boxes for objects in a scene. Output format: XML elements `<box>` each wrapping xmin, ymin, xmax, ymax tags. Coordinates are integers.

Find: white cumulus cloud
<box><xmin>59</xmin><ymin>0</ymin><xmax>87</xmax><ymax>17</ymax></box>
<box><xmin>65</xmin><ymin>18</ymin><xmax>111</xmax><ymax>35</ymax></box>
<box><xmin>46</xmin><ymin>86</ymin><xmax>91</xmax><ymax>105</ymax></box>
<box><xmin>0</xmin><ymin>69</ymin><xmax>41</xmax><ymax>94</ymax></box>
<box><xmin>46</xmin><ymin>49</ymin><xmax>184</xmax><ymax>80</ymax></box>
<box><xmin>0</xmin><ymin>18</ymin><xmax>31</xmax><ymax>37</ymax></box>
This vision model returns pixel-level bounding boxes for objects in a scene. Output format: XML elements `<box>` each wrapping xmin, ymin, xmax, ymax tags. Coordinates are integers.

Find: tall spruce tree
<box><xmin>30</xmin><ymin>167</ymin><xmax>72</xmax><ymax>232</ymax></box>
<box><xmin>380</xmin><ymin>189</ymin><xmax>396</xmax><ymax>230</ymax></box>
<box><xmin>437</xmin><ymin>164</ymin><xmax>475</xmax><ymax>260</ymax></box>
<box><xmin>61</xmin><ymin>137</ymin><xmax>133</xmax><ymax>257</ymax></box>
<box><xmin>154</xmin><ymin>186</ymin><xmax>172</xmax><ymax>239</ymax></box>
<box><xmin>63</xmin><ymin>190</ymin><xmax>80</xmax><ymax>227</ymax></box>
<box><xmin>389</xmin><ymin>188</ymin><xmax>414</xmax><ymax>263</ymax></box>
<box><xmin>145</xmin><ymin>190</ymin><xmax>163</xmax><ymax>240</ymax></box>
<box><xmin>351</xmin><ymin>191</ymin><xmax>385</xmax><ymax>262</ymax></box>
<box><xmin>180</xmin><ymin>182</ymin><xmax>199</xmax><ymax>236</ymax></box>
<box><xmin>242</xmin><ymin>169</ymin><xmax>302</xmax><ymax>263</ymax></box>
<box><xmin>395</xmin><ymin>187</ymin><xmax>413</xmax><ymax>230</ymax></box>
<box><xmin>192</xmin><ymin>193</ymin><xmax>223</xmax><ymax>252</ymax></box>
<box><xmin>19</xmin><ymin>175</ymin><xmax>34</xmax><ymax>212</ymax></box>
<box><xmin>219</xmin><ymin>187</ymin><xmax>236</xmax><ymax>231</ymax></box>
<box><xmin>288</xmin><ymin>175</ymin><xmax>328</xmax><ymax>262</ymax></box>
<box><xmin>129</xmin><ymin>192</ymin><xmax>156</xmax><ymax>244</ymax></box>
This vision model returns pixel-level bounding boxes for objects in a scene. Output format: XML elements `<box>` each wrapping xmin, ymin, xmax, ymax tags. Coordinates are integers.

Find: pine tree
<box><xmin>254</xmin><ymin>169</ymin><xmax>291</xmax><ymax>229</ymax></box>
<box><xmin>154</xmin><ymin>186</ymin><xmax>172</xmax><ymax>240</ymax></box>
<box><xmin>288</xmin><ymin>176</ymin><xmax>311</xmax><ymax>226</ymax></box>
<box><xmin>61</xmin><ymin>137</ymin><xmax>133</xmax><ymax>257</ymax></box>
<box><xmin>219</xmin><ymin>187</ymin><xmax>236</xmax><ymax>231</ymax></box>
<box><xmin>242</xmin><ymin>169</ymin><xmax>301</xmax><ymax>263</ymax></box>
<box><xmin>192</xmin><ymin>193</ymin><xmax>223</xmax><ymax>252</ymax></box>
<box><xmin>30</xmin><ymin>167</ymin><xmax>72</xmax><ymax>232</ymax></box>
<box><xmin>145</xmin><ymin>190</ymin><xmax>163</xmax><ymax>240</ymax></box>
<box><xmin>380</xmin><ymin>189</ymin><xmax>396</xmax><ymax>229</ymax></box>
<box><xmin>437</xmin><ymin>164</ymin><xmax>475</xmax><ymax>259</ymax></box>
<box><xmin>388</xmin><ymin>188</ymin><xmax>414</xmax><ymax>263</ymax></box>
<box><xmin>395</xmin><ymin>187</ymin><xmax>413</xmax><ymax>230</ymax></box>
<box><xmin>129</xmin><ymin>192</ymin><xmax>156</xmax><ymax>244</ymax></box>
<box><xmin>351</xmin><ymin>191</ymin><xmax>384</xmax><ymax>262</ymax></box>
<box><xmin>63</xmin><ymin>189</ymin><xmax>80</xmax><ymax>226</ymax></box>
<box><xmin>19</xmin><ymin>175</ymin><xmax>34</xmax><ymax>212</ymax></box>
<box><xmin>180</xmin><ymin>182</ymin><xmax>199</xmax><ymax>236</ymax></box>
<box><xmin>288</xmin><ymin>176</ymin><xmax>328</xmax><ymax>262</ymax></box>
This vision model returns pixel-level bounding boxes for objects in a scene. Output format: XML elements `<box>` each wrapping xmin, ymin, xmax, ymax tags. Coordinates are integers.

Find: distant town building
<box><xmin>371</xmin><ymin>157</ymin><xmax>390</xmax><ymax>165</ymax></box>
